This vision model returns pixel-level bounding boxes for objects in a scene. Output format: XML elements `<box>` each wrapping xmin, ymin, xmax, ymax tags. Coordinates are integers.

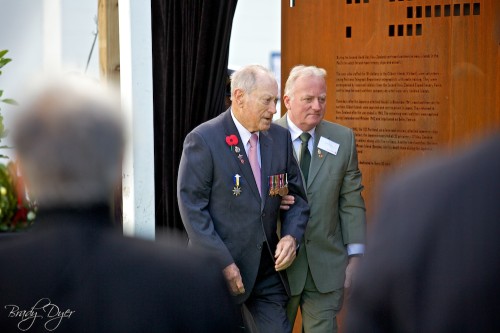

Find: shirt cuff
<box><xmin>347</xmin><ymin>243</ymin><xmax>365</xmax><ymax>256</ymax></box>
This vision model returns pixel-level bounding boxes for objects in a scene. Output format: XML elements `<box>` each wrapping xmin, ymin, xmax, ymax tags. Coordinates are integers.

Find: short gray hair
<box><xmin>230</xmin><ymin>64</ymin><xmax>276</xmax><ymax>97</ymax></box>
<box><xmin>13</xmin><ymin>75</ymin><xmax>124</xmax><ymax>207</ymax></box>
<box><xmin>284</xmin><ymin>65</ymin><xmax>327</xmax><ymax>98</ymax></box>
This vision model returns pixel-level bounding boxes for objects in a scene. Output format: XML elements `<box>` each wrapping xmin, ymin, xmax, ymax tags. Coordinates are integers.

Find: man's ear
<box><xmin>283</xmin><ymin>95</ymin><xmax>292</xmax><ymax>110</ymax></box>
<box><xmin>233</xmin><ymin>89</ymin><xmax>245</xmax><ymax>107</ymax></box>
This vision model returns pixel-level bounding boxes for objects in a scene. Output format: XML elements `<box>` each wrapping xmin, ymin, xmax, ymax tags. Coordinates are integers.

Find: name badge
<box><xmin>318</xmin><ymin>136</ymin><xmax>339</xmax><ymax>155</ymax></box>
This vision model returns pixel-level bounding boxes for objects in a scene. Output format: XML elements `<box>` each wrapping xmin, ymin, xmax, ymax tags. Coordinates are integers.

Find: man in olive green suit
<box><xmin>276</xmin><ymin>65</ymin><xmax>367</xmax><ymax>333</ymax></box>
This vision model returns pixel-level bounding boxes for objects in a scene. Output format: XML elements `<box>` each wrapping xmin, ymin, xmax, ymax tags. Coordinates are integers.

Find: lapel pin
<box><xmin>318</xmin><ymin>149</ymin><xmax>324</xmax><ymax>159</ymax></box>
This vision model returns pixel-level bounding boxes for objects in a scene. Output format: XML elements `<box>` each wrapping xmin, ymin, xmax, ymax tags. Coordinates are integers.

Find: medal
<box><xmin>270</xmin><ymin>175</ymin><xmax>278</xmax><ymax>196</ymax></box>
<box><xmin>282</xmin><ymin>186</ymin><xmax>289</xmax><ymax>196</ymax></box>
<box><xmin>232</xmin><ymin>174</ymin><xmax>242</xmax><ymax>196</ymax></box>
<box><xmin>268</xmin><ymin>176</ymin><xmax>274</xmax><ymax>196</ymax></box>
<box><xmin>278</xmin><ymin>174</ymin><xmax>285</xmax><ymax>196</ymax></box>
<box><xmin>270</xmin><ymin>175</ymin><xmax>277</xmax><ymax>196</ymax></box>
<box><xmin>268</xmin><ymin>174</ymin><xmax>290</xmax><ymax>197</ymax></box>
<box><xmin>282</xmin><ymin>173</ymin><xmax>289</xmax><ymax>196</ymax></box>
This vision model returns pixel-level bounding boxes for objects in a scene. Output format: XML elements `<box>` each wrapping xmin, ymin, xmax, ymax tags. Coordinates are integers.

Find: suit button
<box><xmin>257</xmin><ymin>243</ymin><xmax>262</xmax><ymax>250</ymax></box>
<box><xmin>262</xmin><ymin>213</ymin><xmax>266</xmax><ymax>217</ymax></box>
<box><xmin>306</xmin><ymin>240</ymin><xmax>311</xmax><ymax>244</ymax></box>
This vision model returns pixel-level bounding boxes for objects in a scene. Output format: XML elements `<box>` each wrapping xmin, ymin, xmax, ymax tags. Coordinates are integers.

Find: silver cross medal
<box><xmin>233</xmin><ymin>174</ymin><xmax>242</xmax><ymax>196</ymax></box>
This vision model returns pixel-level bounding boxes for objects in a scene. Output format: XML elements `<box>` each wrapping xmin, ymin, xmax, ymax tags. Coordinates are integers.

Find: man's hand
<box><xmin>344</xmin><ymin>256</ymin><xmax>361</xmax><ymax>289</ymax></box>
<box><xmin>274</xmin><ymin>235</ymin><xmax>297</xmax><ymax>271</ymax></box>
<box><xmin>223</xmin><ymin>263</ymin><xmax>245</xmax><ymax>295</ymax></box>
<box><xmin>280</xmin><ymin>195</ymin><xmax>295</xmax><ymax>210</ymax></box>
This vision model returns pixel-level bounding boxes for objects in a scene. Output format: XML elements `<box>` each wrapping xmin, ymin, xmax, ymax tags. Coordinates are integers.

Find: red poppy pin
<box><xmin>226</xmin><ymin>135</ymin><xmax>239</xmax><ymax>151</ymax></box>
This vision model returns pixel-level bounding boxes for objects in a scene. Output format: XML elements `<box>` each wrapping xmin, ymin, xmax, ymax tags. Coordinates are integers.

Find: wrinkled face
<box><xmin>234</xmin><ymin>76</ymin><xmax>278</xmax><ymax>132</ymax></box>
<box><xmin>284</xmin><ymin>75</ymin><xmax>326</xmax><ymax>132</ymax></box>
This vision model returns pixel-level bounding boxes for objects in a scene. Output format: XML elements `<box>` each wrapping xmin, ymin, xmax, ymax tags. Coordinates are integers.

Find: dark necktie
<box><xmin>299</xmin><ymin>132</ymin><xmax>311</xmax><ymax>184</ymax></box>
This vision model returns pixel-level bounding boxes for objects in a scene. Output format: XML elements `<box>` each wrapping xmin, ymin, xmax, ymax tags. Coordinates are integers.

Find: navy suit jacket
<box><xmin>178</xmin><ymin>109</ymin><xmax>309</xmax><ymax>303</ymax></box>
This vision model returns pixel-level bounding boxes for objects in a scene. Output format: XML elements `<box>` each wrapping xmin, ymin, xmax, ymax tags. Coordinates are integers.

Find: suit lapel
<box><xmin>308</xmin><ymin>122</ymin><xmax>328</xmax><ymax>187</ymax></box>
<box><xmin>222</xmin><ymin>110</ymin><xmax>261</xmax><ymax>202</ymax></box>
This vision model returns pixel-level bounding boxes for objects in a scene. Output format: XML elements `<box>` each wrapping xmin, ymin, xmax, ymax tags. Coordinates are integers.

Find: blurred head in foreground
<box><xmin>13</xmin><ymin>74</ymin><xmax>124</xmax><ymax>208</ymax></box>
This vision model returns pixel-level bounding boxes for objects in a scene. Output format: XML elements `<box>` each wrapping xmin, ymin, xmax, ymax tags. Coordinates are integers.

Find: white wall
<box><xmin>0</xmin><ymin>0</ymin><xmax>99</xmax><ymax>154</ymax></box>
<box><xmin>61</xmin><ymin>1</ymin><xmax>99</xmax><ymax>77</ymax></box>
<box><xmin>229</xmin><ymin>0</ymin><xmax>282</xmax><ymax>115</ymax></box>
<box><xmin>0</xmin><ymin>1</ymin><xmax>44</xmax><ymax>100</ymax></box>
<box><xmin>229</xmin><ymin>0</ymin><xmax>281</xmax><ymax>70</ymax></box>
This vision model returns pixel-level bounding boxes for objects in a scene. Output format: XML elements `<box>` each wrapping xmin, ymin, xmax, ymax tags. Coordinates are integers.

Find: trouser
<box><xmin>243</xmin><ymin>246</ymin><xmax>291</xmax><ymax>333</ymax></box>
<box><xmin>287</xmin><ymin>267</ymin><xmax>344</xmax><ymax>333</ymax></box>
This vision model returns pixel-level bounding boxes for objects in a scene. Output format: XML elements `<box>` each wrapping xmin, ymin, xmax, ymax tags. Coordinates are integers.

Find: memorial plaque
<box><xmin>282</xmin><ymin>0</ymin><xmax>500</xmax><ymax>215</ymax></box>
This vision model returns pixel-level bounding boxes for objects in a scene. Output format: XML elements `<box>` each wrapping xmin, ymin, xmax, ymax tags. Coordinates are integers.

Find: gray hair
<box><xmin>13</xmin><ymin>75</ymin><xmax>124</xmax><ymax>207</ymax></box>
<box><xmin>284</xmin><ymin>65</ymin><xmax>327</xmax><ymax>98</ymax></box>
<box><xmin>230</xmin><ymin>64</ymin><xmax>276</xmax><ymax>97</ymax></box>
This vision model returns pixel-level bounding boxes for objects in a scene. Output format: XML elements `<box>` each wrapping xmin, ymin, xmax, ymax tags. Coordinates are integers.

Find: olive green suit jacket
<box><xmin>276</xmin><ymin>116</ymin><xmax>366</xmax><ymax>294</ymax></box>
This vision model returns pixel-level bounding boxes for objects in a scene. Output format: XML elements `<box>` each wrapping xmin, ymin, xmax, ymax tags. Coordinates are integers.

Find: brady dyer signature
<box><xmin>4</xmin><ymin>298</ymin><xmax>75</xmax><ymax>331</ymax></box>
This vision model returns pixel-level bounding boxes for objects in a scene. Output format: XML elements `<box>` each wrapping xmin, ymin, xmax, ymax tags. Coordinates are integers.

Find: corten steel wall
<box><xmin>282</xmin><ymin>0</ymin><xmax>500</xmax><ymax>219</ymax></box>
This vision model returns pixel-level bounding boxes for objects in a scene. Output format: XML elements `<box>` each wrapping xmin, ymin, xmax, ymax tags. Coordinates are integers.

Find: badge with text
<box><xmin>232</xmin><ymin>174</ymin><xmax>242</xmax><ymax>196</ymax></box>
<box><xmin>318</xmin><ymin>136</ymin><xmax>340</xmax><ymax>155</ymax></box>
<box><xmin>268</xmin><ymin>173</ymin><xmax>288</xmax><ymax>197</ymax></box>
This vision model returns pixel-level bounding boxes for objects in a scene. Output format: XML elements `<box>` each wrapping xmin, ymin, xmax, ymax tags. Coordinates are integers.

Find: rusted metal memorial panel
<box><xmin>282</xmin><ymin>0</ymin><xmax>500</xmax><ymax>216</ymax></box>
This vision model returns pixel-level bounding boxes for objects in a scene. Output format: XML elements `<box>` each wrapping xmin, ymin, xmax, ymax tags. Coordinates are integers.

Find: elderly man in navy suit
<box><xmin>178</xmin><ymin>64</ymin><xmax>309</xmax><ymax>333</ymax></box>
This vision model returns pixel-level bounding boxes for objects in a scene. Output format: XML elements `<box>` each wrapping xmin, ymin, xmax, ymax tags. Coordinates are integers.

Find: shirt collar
<box><xmin>231</xmin><ymin>109</ymin><xmax>259</xmax><ymax>146</ymax></box>
<box><xmin>286</xmin><ymin>113</ymin><xmax>315</xmax><ymax>141</ymax></box>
